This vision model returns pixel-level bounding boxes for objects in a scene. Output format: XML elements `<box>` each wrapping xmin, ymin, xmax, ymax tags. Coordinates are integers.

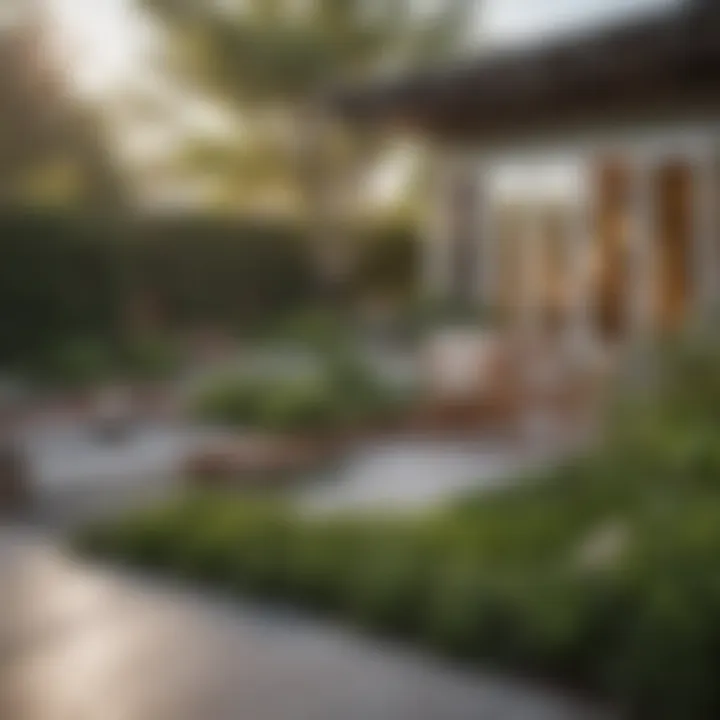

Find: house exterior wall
<box><xmin>425</xmin><ymin>118</ymin><xmax>720</xmax><ymax>346</ymax></box>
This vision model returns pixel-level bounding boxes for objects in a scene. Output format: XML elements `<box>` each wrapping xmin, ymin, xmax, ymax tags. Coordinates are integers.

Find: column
<box><xmin>423</xmin><ymin>153</ymin><xmax>485</xmax><ymax>310</ymax></box>
<box><xmin>626</xmin><ymin>157</ymin><xmax>657</xmax><ymax>344</ymax></box>
<box><xmin>299</xmin><ymin>107</ymin><xmax>353</xmax><ymax>287</ymax></box>
<box><xmin>565</xmin><ymin>165</ymin><xmax>597</xmax><ymax>352</ymax></box>
<box><xmin>452</xmin><ymin>159</ymin><xmax>482</xmax><ymax>307</ymax></box>
<box><xmin>692</xmin><ymin>148</ymin><xmax>718</xmax><ymax>330</ymax></box>
<box><xmin>422</xmin><ymin>152</ymin><xmax>453</xmax><ymax>300</ymax></box>
<box><xmin>477</xmin><ymin>165</ymin><xmax>498</xmax><ymax>316</ymax></box>
<box><xmin>519</xmin><ymin>203</ymin><xmax>545</xmax><ymax>340</ymax></box>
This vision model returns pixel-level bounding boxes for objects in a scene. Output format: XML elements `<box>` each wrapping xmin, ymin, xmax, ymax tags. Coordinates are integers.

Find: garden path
<box><xmin>1</xmin><ymin>528</ymin><xmax>606</xmax><ymax>720</ymax></box>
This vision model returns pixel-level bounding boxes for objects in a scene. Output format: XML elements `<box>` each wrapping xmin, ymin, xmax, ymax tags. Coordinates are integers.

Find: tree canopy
<box><xmin>140</xmin><ymin>0</ymin><xmax>475</xmax><ymax>213</ymax></box>
<box><xmin>0</xmin><ymin>15</ymin><xmax>127</xmax><ymax>210</ymax></box>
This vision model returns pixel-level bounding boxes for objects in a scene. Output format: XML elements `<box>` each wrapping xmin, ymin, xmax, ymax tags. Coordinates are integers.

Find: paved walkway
<box><xmin>21</xmin><ymin>418</ymin><xmax>563</xmax><ymax>528</ymax></box>
<box><xmin>300</xmin><ymin>440</ymin><xmax>541</xmax><ymax>514</ymax></box>
<box><xmin>1</xmin><ymin>529</ymin><xmax>606</xmax><ymax>720</ymax></box>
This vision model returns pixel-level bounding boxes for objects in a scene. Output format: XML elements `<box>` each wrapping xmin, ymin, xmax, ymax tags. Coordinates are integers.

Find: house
<box><xmin>328</xmin><ymin>0</ymin><xmax>720</xmax><ymax>361</ymax></box>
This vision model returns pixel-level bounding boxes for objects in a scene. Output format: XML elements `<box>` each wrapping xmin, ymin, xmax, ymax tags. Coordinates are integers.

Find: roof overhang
<box><xmin>326</xmin><ymin>2</ymin><xmax>720</xmax><ymax>144</ymax></box>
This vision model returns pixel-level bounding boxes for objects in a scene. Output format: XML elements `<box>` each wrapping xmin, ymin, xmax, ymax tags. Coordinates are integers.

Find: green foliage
<box><xmin>127</xmin><ymin>216</ymin><xmax>317</xmax><ymax>334</ymax></box>
<box><xmin>139</xmin><ymin>0</ymin><xmax>474</xmax><ymax>213</ymax></box>
<box><xmin>0</xmin><ymin>212</ymin><xmax>317</xmax><ymax>370</ymax></box>
<box><xmin>26</xmin><ymin>334</ymin><xmax>183</xmax><ymax>389</ymax></box>
<box><xmin>351</xmin><ymin>224</ymin><xmax>419</xmax><ymax>301</ymax></box>
<box><xmin>0</xmin><ymin>213</ymin><xmax>421</xmax><ymax>372</ymax></box>
<box><xmin>192</xmin><ymin>374</ymin><xmax>338</xmax><ymax>433</ymax></box>
<box><xmin>78</xmin><ymin>342</ymin><xmax>720</xmax><ymax>718</ymax></box>
<box><xmin>192</xmin><ymin>346</ymin><xmax>409</xmax><ymax>434</ymax></box>
<box><xmin>192</xmin><ymin>375</ymin><xmax>264</xmax><ymax>428</ymax></box>
<box><xmin>118</xmin><ymin>335</ymin><xmax>184</xmax><ymax>382</ymax></box>
<box><xmin>271</xmin><ymin>308</ymin><xmax>352</xmax><ymax>352</ymax></box>
<box><xmin>37</xmin><ymin>337</ymin><xmax>115</xmax><ymax>388</ymax></box>
<box><xmin>344</xmin><ymin>525</ymin><xmax>437</xmax><ymax>636</ymax></box>
<box><xmin>259</xmin><ymin>377</ymin><xmax>338</xmax><ymax>433</ymax></box>
<box><xmin>0</xmin><ymin>213</ymin><xmax>122</xmax><ymax>369</ymax></box>
<box><xmin>283</xmin><ymin>519</ymin><xmax>365</xmax><ymax>609</ymax></box>
<box><xmin>0</xmin><ymin>19</ymin><xmax>126</xmax><ymax>209</ymax></box>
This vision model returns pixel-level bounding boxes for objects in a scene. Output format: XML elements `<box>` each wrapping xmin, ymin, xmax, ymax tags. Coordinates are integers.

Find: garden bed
<box><xmin>77</xmin><ymin>343</ymin><xmax>720</xmax><ymax>718</ymax></box>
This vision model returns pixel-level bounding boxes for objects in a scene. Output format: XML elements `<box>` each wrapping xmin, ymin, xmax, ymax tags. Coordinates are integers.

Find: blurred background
<box><xmin>4</xmin><ymin>1</ymin><xmax>720</xmax><ymax>720</ymax></box>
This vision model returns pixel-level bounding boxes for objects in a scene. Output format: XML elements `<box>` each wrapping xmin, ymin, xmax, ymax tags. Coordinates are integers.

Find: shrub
<box><xmin>191</xmin><ymin>347</ymin><xmax>411</xmax><ymax>435</ymax></box>
<box><xmin>284</xmin><ymin>520</ymin><xmax>364</xmax><ymax>610</ymax></box>
<box><xmin>260</xmin><ymin>378</ymin><xmax>338</xmax><ymax>434</ymax></box>
<box><xmin>119</xmin><ymin>336</ymin><xmax>183</xmax><ymax>382</ymax></box>
<box><xmin>36</xmin><ymin>337</ymin><xmax>115</xmax><ymax>388</ymax></box>
<box><xmin>271</xmin><ymin>309</ymin><xmax>351</xmax><ymax>352</ymax></box>
<box><xmin>344</xmin><ymin>525</ymin><xmax>436</xmax><ymax>636</ymax></box>
<box><xmin>193</xmin><ymin>375</ymin><xmax>264</xmax><ymax>428</ymax></box>
<box><xmin>598</xmin><ymin>522</ymin><xmax>720</xmax><ymax>718</ymax></box>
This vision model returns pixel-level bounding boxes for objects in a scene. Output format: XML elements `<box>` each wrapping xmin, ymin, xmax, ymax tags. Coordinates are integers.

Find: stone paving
<box><xmin>0</xmin><ymin>529</ymin><xmax>608</xmax><ymax>720</ymax></box>
<box><xmin>0</xmin><ymin>401</ymin><xmax>606</xmax><ymax>720</ymax></box>
<box><xmin>21</xmin><ymin>418</ymin><xmax>559</xmax><ymax>527</ymax></box>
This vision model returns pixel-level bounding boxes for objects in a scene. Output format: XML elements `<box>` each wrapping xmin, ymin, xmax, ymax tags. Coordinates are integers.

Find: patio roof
<box><xmin>327</xmin><ymin>1</ymin><xmax>720</xmax><ymax>143</ymax></box>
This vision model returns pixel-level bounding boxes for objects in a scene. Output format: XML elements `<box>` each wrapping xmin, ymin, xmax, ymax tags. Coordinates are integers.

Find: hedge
<box><xmin>0</xmin><ymin>211</ymin><xmax>419</xmax><ymax>370</ymax></box>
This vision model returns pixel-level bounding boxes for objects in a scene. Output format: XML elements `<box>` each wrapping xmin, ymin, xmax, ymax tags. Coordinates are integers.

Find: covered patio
<box><xmin>329</xmin><ymin>0</ymin><xmax>720</xmax><ymax>355</ymax></box>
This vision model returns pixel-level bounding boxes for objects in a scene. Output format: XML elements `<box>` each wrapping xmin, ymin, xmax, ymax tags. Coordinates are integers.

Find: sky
<box><xmin>42</xmin><ymin>0</ymin><xmax>681</xmax><ymax>206</ymax></box>
<box><xmin>48</xmin><ymin>0</ymin><xmax>151</xmax><ymax>96</ymax></box>
<box><xmin>485</xmin><ymin>0</ymin><xmax>677</xmax><ymax>45</ymax></box>
<box><xmin>46</xmin><ymin>0</ymin><xmax>681</xmax><ymax>96</ymax></box>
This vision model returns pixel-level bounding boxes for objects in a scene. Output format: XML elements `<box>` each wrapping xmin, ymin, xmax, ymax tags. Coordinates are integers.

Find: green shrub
<box><xmin>27</xmin><ymin>334</ymin><xmax>184</xmax><ymax>389</ymax></box>
<box><xmin>271</xmin><ymin>309</ymin><xmax>351</xmax><ymax>352</ymax></box>
<box><xmin>119</xmin><ymin>336</ymin><xmax>183</xmax><ymax>382</ymax></box>
<box><xmin>193</xmin><ymin>374</ymin><xmax>338</xmax><ymax>433</ymax></box>
<box><xmin>224</xmin><ymin>512</ymin><xmax>293</xmax><ymax>597</ymax></box>
<box><xmin>191</xmin><ymin>347</ymin><xmax>411</xmax><ymax>434</ymax></box>
<box><xmin>344</xmin><ymin>526</ymin><xmax>436</xmax><ymax>636</ymax></box>
<box><xmin>600</xmin><ymin>524</ymin><xmax>720</xmax><ymax>717</ymax></box>
<box><xmin>193</xmin><ymin>375</ymin><xmax>264</xmax><ymax>428</ymax></box>
<box><xmin>260</xmin><ymin>378</ymin><xmax>338</xmax><ymax>434</ymax></box>
<box><xmin>284</xmin><ymin>520</ymin><xmax>364</xmax><ymax>610</ymax></box>
<box><xmin>37</xmin><ymin>337</ymin><xmax>115</xmax><ymax>388</ymax></box>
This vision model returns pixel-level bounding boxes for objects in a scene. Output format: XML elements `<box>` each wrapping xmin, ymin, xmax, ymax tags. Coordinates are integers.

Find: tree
<box><xmin>0</xmin><ymin>12</ymin><xmax>127</xmax><ymax>209</ymax></box>
<box><xmin>139</xmin><ymin>0</ymin><xmax>475</xmax><ymax>215</ymax></box>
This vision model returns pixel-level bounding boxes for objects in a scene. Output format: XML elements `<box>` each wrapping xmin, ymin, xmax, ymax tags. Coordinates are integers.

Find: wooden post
<box><xmin>519</xmin><ymin>204</ymin><xmax>545</xmax><ymax>341</ymax></box>
<box><xmin>627</xmin><ymin>157</ymin><xmax>657</xmax><ymax>344</ymax></box>
<box><xmin>566</xmin><ymin>165</ymin><xmax>597</xmax><ymax>354</ymax></box>
<box><xmin>423</xmin><ymin>150</ymin><xmax>453</xmax><ymax>301</ymax></box>
<box><xmin>692</xmin><ymin>149</ymin><xmax>719</xmax><ymax>330</ymax></box>
<box><xmin>478</xmin><ymin>164</ymin><xmax>497</xmax><ymax>316</ymax></box>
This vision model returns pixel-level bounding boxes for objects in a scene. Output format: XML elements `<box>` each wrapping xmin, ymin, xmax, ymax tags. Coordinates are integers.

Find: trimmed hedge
<box><xmin>0</xmin><ymin>212</ymin><xmax>317</xmax><ymax>369</ymax></box>
<box><xmin>76</xmin><ymin>342</ymin><xmax>720</xmax><ymax>718</ymax></box>
<box><xmin>0</xmin><ymin>211</ymin><xmax>420</xmax><ymax>370</ymax></box>
<box><xmin>0</xmin><ymin>213</ymin><xmax>123</xmax><ymax>368</ymax></box>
